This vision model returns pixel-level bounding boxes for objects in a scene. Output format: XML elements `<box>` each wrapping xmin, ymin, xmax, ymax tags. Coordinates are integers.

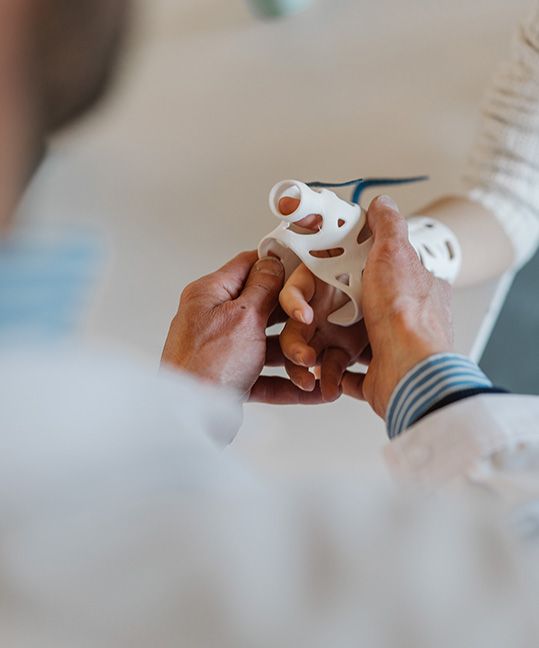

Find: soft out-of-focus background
<box><xmin>18</xmin><ymin>0</ymin><xmax>533</xmax><ymax>477</ymax></box>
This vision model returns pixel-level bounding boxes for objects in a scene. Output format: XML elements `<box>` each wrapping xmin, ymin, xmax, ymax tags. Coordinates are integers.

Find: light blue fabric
<box><xmin>386</xmin><ymin>354</ymin><xmax>493</xmax><ymax>439</ymax></box>
<box><xmin>0</xmin><ymin>226</ymin><xmax>102</xmax><ymax>344</ymax></box>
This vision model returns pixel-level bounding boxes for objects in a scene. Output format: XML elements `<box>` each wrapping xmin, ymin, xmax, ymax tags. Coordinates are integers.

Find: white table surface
<box><xmin>20</xmin><ymin>0</ymin><xmax>529</xmax><ymax>478</ymax></box>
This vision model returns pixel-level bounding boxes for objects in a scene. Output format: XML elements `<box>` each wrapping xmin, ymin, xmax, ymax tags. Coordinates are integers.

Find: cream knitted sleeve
<box><xmin>464</xmin><ymin>2</ymin><xmax>539</xmax><ymax>268</ymax></box>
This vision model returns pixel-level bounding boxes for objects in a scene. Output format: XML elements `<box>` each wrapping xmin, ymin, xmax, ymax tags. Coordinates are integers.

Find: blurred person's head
<box><xmin>0</xmin><ymin>0</ymin><xmax>130</xmax><ymax>227</ymax></box>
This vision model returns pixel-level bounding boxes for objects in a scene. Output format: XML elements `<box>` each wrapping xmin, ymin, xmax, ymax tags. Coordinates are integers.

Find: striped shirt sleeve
<box><xmin>386</xmin><ymin>354</ymin><xmax>496</xmax><ymax>440</ymax></box>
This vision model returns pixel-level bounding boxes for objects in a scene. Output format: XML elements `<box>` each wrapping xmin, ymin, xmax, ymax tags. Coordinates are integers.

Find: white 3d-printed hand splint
<box><xmin>258</xmin><ymin>178</ymin><xmax>462</xmax><ymax>326</ymax></box>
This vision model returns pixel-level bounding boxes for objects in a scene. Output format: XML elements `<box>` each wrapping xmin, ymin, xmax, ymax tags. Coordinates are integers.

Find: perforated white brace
<box><xmin>258</xmin><ymin>180</ymin><xmax>462</xmax><ymax>326</ymax></box>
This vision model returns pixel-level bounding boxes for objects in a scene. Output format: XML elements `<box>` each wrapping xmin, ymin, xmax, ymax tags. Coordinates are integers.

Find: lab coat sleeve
<box><xmin>384</xmin><ymin>394</ymin><xmax>539</xmax><ymax>495</ymax></box>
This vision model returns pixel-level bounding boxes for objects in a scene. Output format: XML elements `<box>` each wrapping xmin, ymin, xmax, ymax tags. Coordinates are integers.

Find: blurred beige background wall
<box><xmin>20</xmin><ymin>0</ymin><xmax>530</xmax><ymax>476</ymax></box>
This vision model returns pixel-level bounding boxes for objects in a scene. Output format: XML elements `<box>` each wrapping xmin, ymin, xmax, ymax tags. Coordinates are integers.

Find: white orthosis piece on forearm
<box><xmin>258</xmin><ymin>180</ymin><xmax>462</xmax><ymax>326</ymax></box>
<box><xmin>463</xmin><ymin>1</ymin><xmax>539</xmax><ymax>269</ymax></box>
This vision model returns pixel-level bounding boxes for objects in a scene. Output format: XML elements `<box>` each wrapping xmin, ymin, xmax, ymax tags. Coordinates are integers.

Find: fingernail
<box><xmin>255</xmin><ymin>256</ymin><xmax>284</xmax><ymax>276</ymax></box>
<box><xmin>377</xmin><ymin>195</ymin><xmax>399</xmax><ymax>211</ymax></box>
<box><xmin>300</xmin><ymin>377</ymin><xmax>315</xmax><ymax>392</ymax></box>
<box><xmin>293</xmin><ymin>309</ymin><xmax>306</xmax><ymax>324</ymax></box>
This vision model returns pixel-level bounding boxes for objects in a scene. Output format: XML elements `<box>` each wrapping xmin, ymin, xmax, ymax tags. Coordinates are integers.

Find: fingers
<box><xmin>280</xmin><ymin>318</ymin><xmax>320</xmax><ymax>392</ymax></box>
<box><xmin>266</xmin><ymin>338</ymin><xmax>316</xmax><ymax>395</ymax></box>
<box><xmin>341</xmin><ymin>370</ymin><xmax>367</xmax><ymax>401</ymax></box>
<box><xmin>218</xmin><ymin>250</ymin><xmax>258</xmax><ymax>273</ymax></box>
<box><xmin>285</xmin><ymin>358</ymin><xmax>316</xmax><ymax>392</ymax></box>
<box><xmin>260</xmin><ymin>346</ymin><xmax>349</xmax><ymax>402</ymax></box>
<box><xmin>215</xmin><ymin>251</ymin><xmax>259</xmax><ymax>299</ymax></box>
<box><xmin>249</xmin><ymin>376</ymin><xmax>325</xmax><ymax>405</ymax></box>
<box><xmin>238</xmin><ymin>256</ymin><xmax>285</xmax><ymax>322</ymax></box>
<box><xmin>278</xmin><ymin>197</ymin><xmax>322</xmax><ymax>231</ymax></box>
<box><xmin>183</xmin><ymin>251</ymin><xmax>259</xmax><ymax>306</ymax></box>
<box><xmin>266</xmin><ymin>332</ymin><xmax>318</xmax><ymax>393</ymax></box>
<box><xmin>320</xmin><ymin>348</ymin><xmax>350</xmax><ymax>402</ymax></box>
<box><xmin>367</xmin><ymin>196</ymin><xmax>409</xmax><ymax>245</ymax></box>
<box><xmin>278</xmin><ymin>197</ymin><xmax>300</xmax><ymax>216</ymax></box>
<box><xmin>280</xmin><ymin>318</ymin><xmax>318</xmax><ymax>367</ymax></box>
<box><xmin>279</xmin><ymin>263</ymin><xmax>315</xmax><ymax>324</ymax></box>
<box><xmin>364</xmin><ymin>196</ymin><xmax>420</xmax><ymax>288</ymax></box>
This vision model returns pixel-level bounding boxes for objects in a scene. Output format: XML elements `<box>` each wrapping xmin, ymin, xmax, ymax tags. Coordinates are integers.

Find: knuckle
<box><xmin>377</xmin><ymin>240</ymin><xmax>420</xmax><ymax>273</ymax></box>
<box><xmin>386</xmin><ymin>299</ymin><xmax>417</xmax><ymax>334</ymax></box>
<box><xmin>181</xmin><ymin>275</ymin><xmax>215</xmax><ymax>304</ymax></box>
<box><xmin>180</xmin><ymin>280</ymin><xmax>200</xmax><ymax>302</ymax></box>
<box><xmin>376</xmin><ymin>239</ymin><xmax>404</xmax><ymax>261</ymax></box>
<box><xmin>251</xmin><ymin>279</ymin><xmax>277</xmax><ymax>297</ymax></box>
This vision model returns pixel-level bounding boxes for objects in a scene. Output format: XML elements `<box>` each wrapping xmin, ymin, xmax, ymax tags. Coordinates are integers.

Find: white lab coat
<box><xmin>1</xmin><ymin>347</ymin><xmax>538</xmax><ymax>647</ymax></box>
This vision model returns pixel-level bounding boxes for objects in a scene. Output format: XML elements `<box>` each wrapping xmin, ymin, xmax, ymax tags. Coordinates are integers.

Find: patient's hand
<box><xmin>277</xmin><ymin>197</ymin><xmax>370</xmax><ymax>402</ymax></box>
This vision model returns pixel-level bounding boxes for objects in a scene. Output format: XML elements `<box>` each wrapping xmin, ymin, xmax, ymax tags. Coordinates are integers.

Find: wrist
<box><xmin>382</xmin><ymin>324</ymin><xmax>453</xmax><ymax>396</ymax></box>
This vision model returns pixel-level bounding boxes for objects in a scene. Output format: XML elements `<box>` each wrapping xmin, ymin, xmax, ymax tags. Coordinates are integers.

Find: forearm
<box><xmin>412</xmin><ymin>195</ymin><xmax>515</xmax><ymax>286</ymax></box>
<box><xmin>411</xmin><ymin>3</ymin><xmax>539</xmax><ymax>287</ymax></box>
<box><xmin>462</xmin><ymin>1</ymin><xmax>539</xmax><ymax>268</ymax></box>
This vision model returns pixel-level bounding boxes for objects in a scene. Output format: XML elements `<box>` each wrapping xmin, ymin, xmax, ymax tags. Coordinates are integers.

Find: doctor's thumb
<box><xmin>367</xmin><ymin>195</ymin><xmax>409</xmax><ymax>244</ymax></box>
<box><xmin>238</xmin><ymin>256</ymin><xmax>284</xmax><ymax>321</ymax></box>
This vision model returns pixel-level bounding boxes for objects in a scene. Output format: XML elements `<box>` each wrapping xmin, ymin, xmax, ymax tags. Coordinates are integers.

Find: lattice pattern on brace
<box><xmin>259</xmin><ymin>180</ymin><xmax>371</xmax><ymax>325</ymax></box>
<box><xmin>258</xmin><ymin>179</ymin><xmax>462</xmax><ymax>326</ymax></box>
<box><xmin>408</xmin><ymin>217</ymin><xmax>461</xmax><ymax>285</ymax></box>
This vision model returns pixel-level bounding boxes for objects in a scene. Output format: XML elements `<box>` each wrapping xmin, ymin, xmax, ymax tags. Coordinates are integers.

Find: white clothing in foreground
<box><xmin>1</xmin><ymin>348</ymin><xmax>539</xmax><ymax>647</ymax></box>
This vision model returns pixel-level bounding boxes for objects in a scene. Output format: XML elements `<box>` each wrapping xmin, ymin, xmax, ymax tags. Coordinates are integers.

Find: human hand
<box><xmin>277</xmin><ymin>197</ymin><xmax>370</xmax><ymax>402</ymax></box>
<box><xmin>342</xmin><ymin>196</ymin><xmax>454</xmax><ymax>417</ymax></box>
<box><xmin>161</xmin><ymin>251</ymin><xmax>326</xmax><ymax>404</ymax></box>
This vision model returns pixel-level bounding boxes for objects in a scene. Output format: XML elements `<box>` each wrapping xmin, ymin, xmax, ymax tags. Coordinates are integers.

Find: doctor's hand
<box><xmin>161</xmin><ymin>251</ymin><xmax>326</xmax><ymax>404</ymax></box>
<box><xmin>342</xmin><ymin>196</ymin><xmax>454</xmax><ymax>418</ymax></box>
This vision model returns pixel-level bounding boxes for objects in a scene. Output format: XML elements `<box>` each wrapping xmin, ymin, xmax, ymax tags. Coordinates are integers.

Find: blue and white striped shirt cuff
<box><xmin>386</xmin><ymin>354</ymin><xmax>493</xmax><ymax>440</ymax></box>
